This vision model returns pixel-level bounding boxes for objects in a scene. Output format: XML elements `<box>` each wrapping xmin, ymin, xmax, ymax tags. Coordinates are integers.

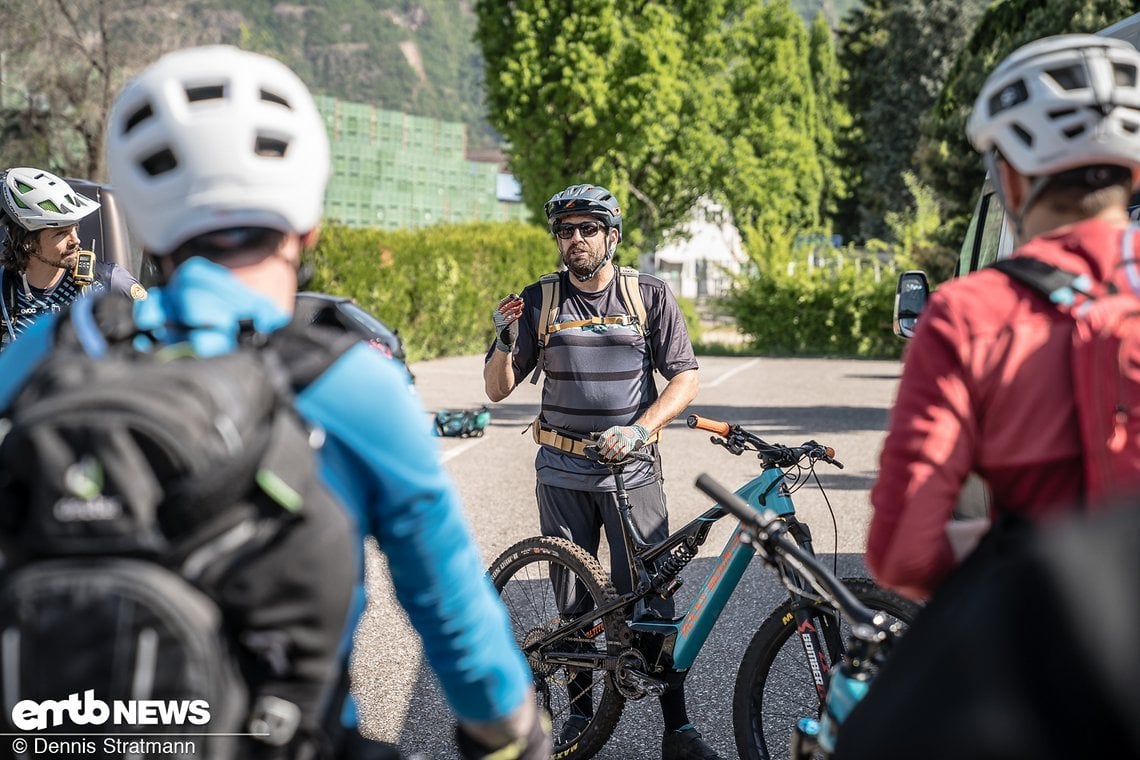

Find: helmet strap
<box><xmin>573</xmin><ymin>246</ymin><xmax>614</xmax><ymax>283</ymax></box>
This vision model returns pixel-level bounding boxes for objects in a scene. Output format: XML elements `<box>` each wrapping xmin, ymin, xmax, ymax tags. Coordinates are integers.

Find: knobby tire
<box><xmin>732</xmin><ymin>577</ymin><xmax>920</xmax><ymax>760</ymax></box>
<box><xmin>489</xmin><ymin>536</ymin><xmax>629</xmax><ymax>760</ymax></box>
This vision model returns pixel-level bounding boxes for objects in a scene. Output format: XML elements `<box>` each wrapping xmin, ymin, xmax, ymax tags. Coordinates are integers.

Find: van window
<box><xmin>975</xmin><ymin>190</ymin><xmax>1012</xmax><ymax>269</ymax></box>
<box><xmin>956</xmin><ymin>178</ymin><xmax>1014</xmax><ymax>277</ymax></box>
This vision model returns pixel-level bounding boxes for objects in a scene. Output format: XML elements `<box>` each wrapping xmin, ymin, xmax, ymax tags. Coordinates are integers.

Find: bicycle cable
<box><xmin>811</xmin><ymin>466</ymin><xmax>840</xmax><ymax>580</ymax></box>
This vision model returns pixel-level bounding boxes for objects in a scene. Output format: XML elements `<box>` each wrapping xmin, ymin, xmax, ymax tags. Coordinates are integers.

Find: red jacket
<box><xmin>867</xmin><ymin>218</ymin><xmax>1133</xmax><ymax>599</ymax></box>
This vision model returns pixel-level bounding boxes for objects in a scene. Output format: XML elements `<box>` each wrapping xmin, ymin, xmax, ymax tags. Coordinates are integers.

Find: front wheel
<box><xmin>489</xmin><ymin>536</ymin><xmax>629</xmax><ymax>759</ymax></box>
<box><xmin>732</xmin><ymin>577</ymin><xmax>920</xmax><ymax>760</ymax></box>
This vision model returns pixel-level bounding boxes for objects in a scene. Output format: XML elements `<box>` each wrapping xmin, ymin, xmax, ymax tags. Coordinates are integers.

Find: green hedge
<box><xmin>304</xmin><ymin>221</ymin><xmax>901</xmax><ymax>362</ymax></box>
<box><xmin>725</xmin><ymin>261</ymin><xmax>903</xmax><ymax>359</ymax></box>
<box><xmin>304</xmin><ymin>222</ymin><xmax>557</xmax><ymax>362</ymax></box>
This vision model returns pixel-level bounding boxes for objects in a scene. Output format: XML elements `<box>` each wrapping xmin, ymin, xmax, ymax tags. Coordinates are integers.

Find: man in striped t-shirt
<box><xmin>485</xmin><ymin>184</ymin><xmax>711</xmax><ymax>759</ymax></box>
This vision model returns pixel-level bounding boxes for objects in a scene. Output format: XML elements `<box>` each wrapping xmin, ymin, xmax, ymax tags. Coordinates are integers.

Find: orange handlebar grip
<box><xmin>687</xmin><ymin>414</ymin><xmax>731</xmax><ymax>438</ymax></box>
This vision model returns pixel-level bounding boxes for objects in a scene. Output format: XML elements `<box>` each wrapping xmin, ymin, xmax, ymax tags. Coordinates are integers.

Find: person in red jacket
<box><xmin>866</xmin><ymin>33</ymin><xmax>1140</xmax><ymax>601</ymax></box>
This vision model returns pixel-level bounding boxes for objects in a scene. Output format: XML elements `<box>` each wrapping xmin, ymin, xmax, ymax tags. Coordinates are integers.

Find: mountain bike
<box><xmin>487</xmin><ymin>414</ymin><xmax>919</xmax><ymax>759</ymax></box>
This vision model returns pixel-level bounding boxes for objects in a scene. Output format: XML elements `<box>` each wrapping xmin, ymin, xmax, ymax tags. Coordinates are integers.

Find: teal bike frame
<box><xmin>614</xmin><ymin>464</ymin><xmax>802</xmax><ymax>670</ymax></box>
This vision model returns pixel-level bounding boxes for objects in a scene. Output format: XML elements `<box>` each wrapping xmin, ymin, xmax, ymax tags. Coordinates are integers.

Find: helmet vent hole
<box><xmin>1048</xmin><ymin>107</ymin><xmax>1077</xmax><ymax>121</ymax></box>
<box><xmin>1046</xmin><ymin>66</ymin><xmax>1087</xmax><ymax>91</ymax></box>
<box><xmin>1063</xmin><ymin>124</ymin><xmax>1086</xmax><ymax>139</ymax></box>
<box><xmin>989</xmin><ymin>80</ymin><xmax>1028</xmax><ymax>115</ymax></box>
<box><xmin>1114</xmin><ymin>63</ymin><xmax>1137</xmax><ymax>87</ymax></box>
<box><xmin>123</xmin><ymin>104</ymin><xmax>154</xmax><ymax>135</ymax></box>
<box><xmin>260</xmin><ymin>90</ymin><xmax>290</xmax><ymax>108</ymax></box>
<box><xmin>1122</xmin><ymin>120</ymin><xmax>1140</xmax><ymax>135</ymax></box>
<box><xmin>141</xmin><ymin>149</ymin><xmax>178</xmax><ymax>177</ymax></box>
<box><xmin>185</xmin><ymin>85</ymin><xmax>224</xmax><ymax>103</ymax></box>
<box><xmin>254</xmin><ymin>136</ymin><xmax>288</xmax><ymax>158</ymax></box>
<box><xmin>1012</xmin><ymin>123</ymin><xmax>1034</xmax><ymax>147</ymax></box>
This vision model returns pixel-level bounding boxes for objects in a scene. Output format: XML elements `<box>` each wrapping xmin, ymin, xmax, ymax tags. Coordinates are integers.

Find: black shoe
<box><xmin>557</xmin><ymin>714</ymin><xmax>591</xmax><ymax>746</ymax></box>
<box><xmin>662</xmin><ymin>725</ymin><xmax>723</xmax><ymax>760</ymax></box>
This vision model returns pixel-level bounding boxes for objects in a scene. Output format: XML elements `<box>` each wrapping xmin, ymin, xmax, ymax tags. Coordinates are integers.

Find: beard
<box><xmin>28</xmin><ymin>246</ymin><xmax>78</xmax><ymax>270</ymax></box>
<box><xmin>562</xmin><ymin>246</ymin><xmax>607</xmax><ymax>279</ymax></box>
<box><xmin>57</xmin><ymin>250</ymin><xmax>79</xmax><ymax>270</ymax></box>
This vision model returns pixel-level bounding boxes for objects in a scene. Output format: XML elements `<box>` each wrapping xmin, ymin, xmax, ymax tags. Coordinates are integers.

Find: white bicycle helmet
<box><xmin>967</xmin><ymin>34</ymin><xmax>1140</xmax><ymax>176</ymax></box>
<box><xmin>0</xmin><ymin>168</ymin><xmax>100</xmax><ymax>231</ymax></box>
<box><xmin>106</xmin><ymin>45</ymin><xmax>330</xmax><ymax>256</ymax></box>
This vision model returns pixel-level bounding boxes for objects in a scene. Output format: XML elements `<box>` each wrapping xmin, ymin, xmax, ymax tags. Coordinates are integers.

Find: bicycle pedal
<box><xmin>625</xmin><ymin>670</ymin><xmax>667</xmax><ymax>697</ymax></box>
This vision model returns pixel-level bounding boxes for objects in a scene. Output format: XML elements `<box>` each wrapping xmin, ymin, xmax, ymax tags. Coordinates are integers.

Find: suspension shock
<box><xmin>651</xmin><ymin>542</ymin><xmax>697</xmax><ymax>597</ymax></box>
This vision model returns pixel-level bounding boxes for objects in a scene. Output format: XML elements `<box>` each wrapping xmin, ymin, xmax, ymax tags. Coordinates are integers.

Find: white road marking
<box><xmin>441</xmin><ymin>437</ymin><xmax>485</xmax><ymax>462</ymax></box>
<box><xmin>706</xmin><ymin>358</ymin><xmax>760</xmax><ymax>388</ymax></box>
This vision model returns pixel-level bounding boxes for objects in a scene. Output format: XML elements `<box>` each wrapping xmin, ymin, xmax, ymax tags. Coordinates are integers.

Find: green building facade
<box><xmin>315</xmin><ymin>96</ymin><xmax>530</xmax><ymax>230</ymax></box>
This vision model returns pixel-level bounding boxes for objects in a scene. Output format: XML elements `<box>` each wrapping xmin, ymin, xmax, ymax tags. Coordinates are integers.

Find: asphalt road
<box><xmin>351</xmin><ymin>353</ymin><xmax>904</xmax><ymax>759</ymax></box>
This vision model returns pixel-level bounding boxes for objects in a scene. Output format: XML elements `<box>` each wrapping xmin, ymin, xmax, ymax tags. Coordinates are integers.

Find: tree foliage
<box><xmin>808</xmin><ymin>12</ymin><xmax>851</xmax><ymax>225</ymax></box>
<box><xmin>721</xmin><ymin>0</ymin><xmax>825</xmax><ymax>264</ymax></box>
<box><xmin>0</xmin><ymin>0</ymin><xmax>499</xmax><ymax>179</ymax></box>
<box><xmin>915</xmin><ymin>0</ymin><xmax>1139</xmax><ymax>266</ymax></box>
<box><xmin>836</xmin><ymin>0</ymin><xmax>986</xmax><ymax>243</ymax></box>
<box><xmin>475</xmin><ymin>0</ymin><xmax>838</xmax><ymax>259</ymax></box>
<box><xmin>474</xmin><ymin>0</ymin><xmax>737</xmax><ymax>251</ymax></box>
<box><xmin>0</xmin><ymin>0</ymin><xmax>216</xmax><ymax>178</ymax></box>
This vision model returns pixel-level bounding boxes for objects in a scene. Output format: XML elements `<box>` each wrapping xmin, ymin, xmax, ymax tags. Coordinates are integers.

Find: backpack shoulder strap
<box><xmin>616</xmin><ymin>265</ymin><xmax>655</xmax><ymax>371</ymax></box>
<box><xmin>529</xmin><ymin>272</ymin><xmax>562</xmax><ymax>385</ymax></box>
<box><xmin>616</xmin><ymin>266</ymin><xmax>648</xmax><ymax>332</ymax></box>
<box><xmin>0</xmin><ymin>271</ymin><xmax>16</xmax><ymax>343</ymax></box>
<box><xmin>990</xmin><ymin>258</ymin><xmax>1088</xmax><ymax>307</ymax></box>
<box><xmin>269</xmin><ymin>319</ymin><xmax>361</xmax><ymax>391</ymax></box>
<box><xmin>2</xmin><ymin>270</ymin><xmax>14</xmax><ymax>313</ymax></box>
<box><xmin>55</xmin><ymin>291</ymin><xmax>139</xmax><ymax>357</ymax></box>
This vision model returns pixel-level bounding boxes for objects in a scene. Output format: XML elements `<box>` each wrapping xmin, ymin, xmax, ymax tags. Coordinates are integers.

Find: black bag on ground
<box><xmin>0</xmin><ymin>295</ymin><xmax>359</xmax><ymax>759</ymax></box>
<box><xmin>833</xmin><ymin>508</ymin><xmax>1140</xmax><ymax>760</ymax></box>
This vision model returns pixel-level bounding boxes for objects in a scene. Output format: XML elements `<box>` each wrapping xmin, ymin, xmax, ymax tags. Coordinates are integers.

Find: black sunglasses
<box><xmin>553</xmin><ymin>221</ymin><xmax>604</xmax><ymax>240</ymax></box>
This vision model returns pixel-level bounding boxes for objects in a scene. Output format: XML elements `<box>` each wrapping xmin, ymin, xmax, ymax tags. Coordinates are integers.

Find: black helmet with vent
<box><xmin>544</xmin><ymin>184</ymin><xmax>623</xmax><ymax>241</ymax></box>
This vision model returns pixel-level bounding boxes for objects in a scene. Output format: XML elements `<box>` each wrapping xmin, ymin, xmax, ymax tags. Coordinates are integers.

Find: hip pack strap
<box><xmin>529</xmin><ymin>419</ymin><xmax>660</xmax><ymax>458</ymax></box>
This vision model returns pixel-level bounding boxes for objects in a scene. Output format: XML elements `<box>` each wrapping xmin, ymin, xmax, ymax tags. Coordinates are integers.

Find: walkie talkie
<box><xmin>73</xmin><ymin>241</ymin><xmax>96</xmax><ymax>286</ymax></box>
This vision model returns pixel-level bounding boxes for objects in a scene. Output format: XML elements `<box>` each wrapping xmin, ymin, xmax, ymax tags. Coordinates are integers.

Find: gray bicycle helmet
<box><xmin>544</xmin><ymin>184</ymin><xmax>623</xmax><ymax>242</ymax></box>
<box><xmin>0</xmin><ymin>168</ymin><xmax>100</xmax><ymax>231</ymax></box>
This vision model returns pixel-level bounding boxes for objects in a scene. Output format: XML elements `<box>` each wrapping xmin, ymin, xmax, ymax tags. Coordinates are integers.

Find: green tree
<box><xmin>0</xmin><ymin>0</ymin><xmax>214</xmax><ymax>179</ymax></box>
<box><xmin>721</xmin><ymin>0</ymin><xmax>824</xmax><ymax>265</ymax></box>
<box><xmin>916</xmin><ymin>0</ymin><xmax>1138</xmax><ymax>273</ymax></box>
<box><xmin>807</xmin><ymin>11</ymin><xmax>850</xmax><ymax>227</ymax></box>
<box><xmin>836</xmin><ymin>0</ymin><xmax>985</xmax><ymax>244</ymax></box>
<box><xmin>474</xmin><ymin>0</ymin><xmax>733</xmax><ymax>250</ymax></box>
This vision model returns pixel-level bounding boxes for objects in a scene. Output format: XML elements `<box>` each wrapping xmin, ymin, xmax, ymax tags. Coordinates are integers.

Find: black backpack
<box><xmin>834</xmin><ymin>510</ymin><xmax>1140</xmax><ymax>760</ymax></box>
<box><xmin>0</xmin><ymin>294</ymin><xmax>359</xmax><ymax>758</ymax></box>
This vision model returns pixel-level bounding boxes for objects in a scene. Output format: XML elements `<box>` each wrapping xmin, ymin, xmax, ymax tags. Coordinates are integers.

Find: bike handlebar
<box><xmin>694</xmin><ymin>473</ymin><xmax>874</xmax><ymax>627</ymax></box>
<box><xmin>686</xmin><ymin>413</ymin><xmax>843</xmax><ymax>469</ymax></box>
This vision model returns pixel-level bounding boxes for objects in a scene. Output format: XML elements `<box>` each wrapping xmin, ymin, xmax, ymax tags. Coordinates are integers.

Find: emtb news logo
<box><xmin>11</xmin><ymin>690</ymin><xmax>210</xmax><ymax>730</ymax></box>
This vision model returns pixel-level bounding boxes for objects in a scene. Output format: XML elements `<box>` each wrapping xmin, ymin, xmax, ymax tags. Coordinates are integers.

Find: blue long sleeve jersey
<box><xmin>0</xmin><ymin>258</ymin><xmax>530</xmax><ymax>724</ymax></box>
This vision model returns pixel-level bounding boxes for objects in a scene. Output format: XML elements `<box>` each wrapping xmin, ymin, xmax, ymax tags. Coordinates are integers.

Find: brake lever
<box><xmin>713</xmin><ymin>436</ymin><xmax>746</xmax><ymax>456</ymax></box>
<box><xmin>805</xmin><ymin>440</ymin><xmax>844</xmax><ymax>469</ymax></box>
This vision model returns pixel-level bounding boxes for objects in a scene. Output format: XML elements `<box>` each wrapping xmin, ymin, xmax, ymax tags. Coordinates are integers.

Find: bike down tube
<box><xmin>669</xmin><ymin>468</ymin><xmax>795</xmax><ymax>669</ymax></box>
